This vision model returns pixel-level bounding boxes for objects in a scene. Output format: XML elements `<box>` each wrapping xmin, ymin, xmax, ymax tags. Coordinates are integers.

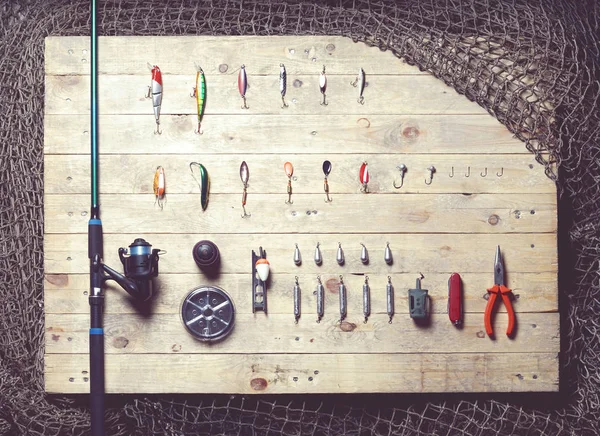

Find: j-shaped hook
<box><xmin>480</xmin><ymin>167</ymin><xmax>488</xmax><ymax>177</ymax></box>
<box><xmin>496</xmin><ymin>167</ymin><xmax>504</xmax><ymax>177</ymax></box>
<box><xmin>425</xmin><ymin>165</ymin><xmax>436</xmax><ymax>185</ymax></box>
<box><xmin>449</xmin><ymin>166</ymin><xmax>454</xmax><ymax>178</ymax></box>
<box><xmin>465</xmin><ymin>166</ymin><xmax>471</xmax><ymax>178</ymax></box>
<box><xmin>393</xmin><ymin>164</ymin><xmax>407</xmax><ymax>189</ymax></box>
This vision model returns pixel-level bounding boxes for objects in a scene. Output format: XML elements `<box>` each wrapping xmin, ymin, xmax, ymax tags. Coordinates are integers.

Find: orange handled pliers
<box><xmin>484</xmin><ymin>246</ymin><xmax>516</xmax><ymax>337</ymax></box>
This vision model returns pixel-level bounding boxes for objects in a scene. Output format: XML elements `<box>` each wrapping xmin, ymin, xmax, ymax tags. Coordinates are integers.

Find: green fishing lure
<box><xmin>190</xmin><ymin>162</ymin><xmax>210</xmax><ymax>210</ymax></box>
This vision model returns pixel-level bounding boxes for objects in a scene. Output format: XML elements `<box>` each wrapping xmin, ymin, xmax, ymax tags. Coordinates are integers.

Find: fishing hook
<box><xmin>241</xmin><ymin>204</ymin><xmax>251</xmax><ymax>218</ymax></box>
<box><xmin>154</xmin><ymin>122</ymin><xmax>162</xmax><ymax>135</ymax></box>
<box><xmin>425</xmin><ymin>165</ymin><xmax>436</xmax><ymax>185</ymax></box>
<box><xmin>282</xmin><ymin>96</ymin><xmax>288</xmax><ymax>109</ymax></box>
<box><xmin>497</xmin><ymin>167</ymin><xmax>504</xmax><ymax>177</ymax></box>
<box><xmin>393</xmin><ymin>164</ymin><xmax>407</xmax><ymax>189</ymax></box>
<box><xmin>465</xmin><ymin>166</ymin><xmax>471</xmax><ymax>177</ymax></box>
<box><xmin>319</xmin><ymin>65</ymin><xmax>328</xmax><ymax>106</ymax></box>
<box><xmin>241</xmin><ymin>96</ymin><xmax>249</xmax><ymax>110</ymax></box>
<box><xmin>481</xmin><ymin>167</ymin><xmax>488</xmax><ymax>177</ymax></box>
<box><xmin>190</xmin><ymin>87</ymin><xmax>204</xmax><ymax>135</ymax></box>
<box><xmin>449</xmin><ymin>166</ymin><xmax>454</xmax><ymax>178</ymax></box>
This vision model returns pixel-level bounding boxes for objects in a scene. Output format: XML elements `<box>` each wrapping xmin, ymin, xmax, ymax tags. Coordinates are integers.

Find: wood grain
<box><xmin>45</xmin><ymin>352</ymin><xmax>559</xmax><ymax>393</ymax></box>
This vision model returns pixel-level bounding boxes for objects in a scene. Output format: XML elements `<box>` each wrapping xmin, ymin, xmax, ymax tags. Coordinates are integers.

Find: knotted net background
<box><xmin>1</xmin><ymin>0</ymin><xmax>599</xmax><ymax>434</ymax></box>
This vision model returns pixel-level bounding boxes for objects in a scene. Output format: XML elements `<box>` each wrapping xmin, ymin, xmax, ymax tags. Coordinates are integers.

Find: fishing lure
<box><xmin>191</xmin><ymin>64</ymin><xmax>206</xmax><ymax>134</ymax></box>
<box><xmin>351</xmin><ymin>67</ymin><xmax>366</xmax><ymax>104</ymax></box>
<box><xmin>319</xmin><ymin>65</ymin><xmax>328</xmax><ymax>106</ymax></box>
<box><xmin>280</xmin><ymin>64</ymin><xmax>288</xmax><ymax>108</ymax></box>
<box><xmin>238</xmin><ymin>65</ymin><xmax>249</xmax><ymax>109</ymax></box>
<box><xmin>359</xmin><ymin>161</ymin><xmax>369</xmax><ymax>192</ymax></box>
<box><xmin>323</xmin><ymin>160</ymin><xmax>332</xmax><ymax>203</ymax></box>
<box><xmin>240</xmin><ymin>161</ymin><xmax>250</xmax><ymax>218</ymax></box>
<box><xmin>190</xmin><ymin>162</ymin><xmax>210</xmax><ymax>211</ymax></box>
<box><xmin>153</xmin><ymin>166</ymin><xmax>166</xmax><ymax>210</ymax></box>
<box><xmin>146</xmin><ymin>63</ymin><xmax>162</xmax><ymax>134</ymax></box>
<box><xmin>284</xmin><ymin>161</ymin><xmax>294</xmax><ymax>204</ymax></box>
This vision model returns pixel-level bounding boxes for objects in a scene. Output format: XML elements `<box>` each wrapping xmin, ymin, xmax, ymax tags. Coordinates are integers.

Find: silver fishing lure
<box><xmin>238</xmin><ymin>64</ymin><xmax>249</xmax><ymax>109</ymax></box>
<box><xmin>351</xmin><ymin>67</ymin><xmax>366</xmax><ymax>104</ymax></box>
<box><xmin>336</xmin><ymin>242</ymin><xmax>345</xmax><ymax>266</ymax></box>
<box><xmin>280</xmin><ymin>64</ymin><xmax>288</xmax><ymax>108</ymax></box>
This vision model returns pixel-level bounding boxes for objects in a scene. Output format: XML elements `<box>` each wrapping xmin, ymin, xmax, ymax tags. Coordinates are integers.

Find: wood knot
<box><xmin>402</xmin><ymin>126</ymin><xmax>420</xmax><ymax>139</ymax></box>
<box><xmin>339</xmin><ymin>321</ymin><xmax>357</xmax><ymax>332</ymax></box>
<box><xmin>45</xmin><ymin>274</ymin><xmax>68</xmax><ymax>286</ymax></box>
<box><xmin>488</xmin><ymin>214</ymin><xmax>500</xmax><ymax>225</ymax></box>
<box><xmin>219</xmin><ymin>64</ymin><xmax>228</xmax><ymax>73</ymax></box>
<box><xmin>51</xmin><ymin>334</ymin><xmax>60</xmax><ymax>342</ymax></box>
<box><xmin>325</xmin><ymin>278</ymin><xmax>338</xmax><ymax>293</ymax></box>
<box><xmin>476</xmin><ymin>331</ymin><xmax>485</xmax><ymax>338</ymax></box>
<box><xmin>113</xmin><ymin>336</ymin><xmax>129</xmax><ymax>348</ymax></box>
<box><xmin>171</xmin><ymin>344</ymin><xmax>182</xmax><ymax>352</ymax></box>
<box><xmin>250</xmin><ymin>377</ymin><xmax>268</xmax><ymax>391</ymax></box>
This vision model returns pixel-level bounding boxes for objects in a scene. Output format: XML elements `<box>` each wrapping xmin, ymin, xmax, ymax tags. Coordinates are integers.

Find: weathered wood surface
<box><xmin>44</xmin><ymin>36</ymin><xmax>559</xmax><ymax>394</ymax></box>
<box><xmin>45</xmin><ymin>353</ymin><xmax>559</xmax><ymax>393</ymax></box>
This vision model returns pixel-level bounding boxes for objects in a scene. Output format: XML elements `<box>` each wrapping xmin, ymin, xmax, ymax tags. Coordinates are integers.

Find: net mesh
<box><xmin>1</xmin><ymin>0</ymin><xmax>599</xmax><ymax>434</ymax></box>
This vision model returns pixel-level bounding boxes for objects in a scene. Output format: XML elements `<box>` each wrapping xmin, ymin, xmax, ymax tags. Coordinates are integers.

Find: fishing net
<box><xmin>1</xmin><ymin>0</ymin><xmax>599</xmax><ymax>434</ymax></box>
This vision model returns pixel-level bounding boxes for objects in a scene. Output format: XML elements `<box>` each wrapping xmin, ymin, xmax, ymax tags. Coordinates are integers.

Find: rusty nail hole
<box><xmin>530</xmin><ymin>210</ymin><xmax>535</xmax><ymax>215</ymax></box>
<box><xmin>69</xmin><ymin>377</ymin><xmax>75</xmax><ymax>382</ymax></box>
<box><xmin>533</xmin><ymin>374</ymin><xmax>538</xmax><ymax>379</ymax></box>
<box><xmin>81</xmin><ymin>59</ymin><xmax>87</xmax><ymax>63</ymax></box>
<box><xmin>295</xmin><ymin>336</ymin><xmax>300</xmax><ymax>341</ymax></box>
<box><xmin>293</xmin><ymin>79</ymin><xmax>303</xmax><ymax>88</ymax></box>
<box><xmin>312</xmin><ymin>210</ymin><xmax>318</xmax><ymax>214</ymax></box>
<box><xmin>314</xmin><ymin>370</ymin><xmax>319</xmax><ymax>375</ymax></box>
<box><xmin>219</xmin><ymin>64</ymin><xmax>228</xmax><ymax>73</ymax></box>
<box><xmin>326</xmin><ymin>43</ymin><xmax>335</xmax><ymax>51</ymax></box>
<box><xmin>529</xmin><ymin>164</ymin><xmax>534</xmax><ymax>169</ymax></box>
<box><xmin>67</xmin><ymin>212</ymin><xmax>73</xmax><ymax>216</ymax></box>
<box><xmin>67</xmin><ymin>337</ymin><xmax>72</xmax><ymax>342</ymax></box>
<box><xmin>476</xmin><ymin>331</ymin><xmax>485</xmax><ymax>338</ymax></box>
<box><xmin>531</xmin><ymin>324</ymin><xmax>537</xmax><ymax>328</ymax></box>
<box><xmin>293</xmin><ymin>377</ymin><xmax>298</xmax><ymax>381</ymax></box>
<box><xmin>516</xmin><ymin>374</ymin><xmax>524</xmax><ymax>380</ymax></box>
<box><xmin>291</xmin><ymin>211</ymin><xmax>297</xmax><ymax>216</ymax></box>
<box><xmin>83</xmin><ymin>291</ymin><xmax>88</xmax><ymax>296</ymax></box>
<box><xmin>83</xmin><ymin>377</ymin><xmax>89</xmax><ymax>382</ymax></box>
<box><xmin>311</xmin><ymin>131</ymin><xmax>317</xmax><ymax>135</ymax></box>
<box><xmin>66</xmin><ymin>176</ymin><xmax>72</xmax><ymax>181</ymax></box>
<box><xmin>82</xmin><ymin>370</ymin><xmax>88</xmax><ymax>374</ymax></box>
<box><xmin>306</xmin><ymin>211</ymin><xmax>311</xmax><ymax>215</ymax></box>
<box><xmin>65</xmin><ymin>98</ymin><xmax>71</xmax><ymax>102</ymax></box>
<box><xmin>311</xmin><ymin>57</ymin><xmax>317</xmax><ymax>62</ymax></box>
<box><xmin>531</xmin><ymin>244</ymin><xmax>535</xmax><ymax>248</ymax></box>
<box><xmin>66</xmin><ymin>257</ymin><xmax>72</xmax><ymax>261</ymax></box>
<box><xmin>308</xmin><ymin>377</ymin><xmax>313</xmax><ymax>382</ymax></box>
<box><xmin>83</xmin><ymin>130</ymin><xmax>88</xmax><ymax>135</ymax></box>
<box><xmin>304</xmin><ymin>49</ymin><xmax>310</xmax><ymax>54</ymax></box>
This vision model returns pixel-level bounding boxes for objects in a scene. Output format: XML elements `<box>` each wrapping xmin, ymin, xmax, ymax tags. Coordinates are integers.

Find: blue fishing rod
<box><xmin>88</xmin><ymin>1</ymin><xmax>161</xmax><ymax>434</ymax></box>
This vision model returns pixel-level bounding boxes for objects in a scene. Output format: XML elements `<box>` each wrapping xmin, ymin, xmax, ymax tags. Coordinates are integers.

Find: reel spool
<box><xmin>181</xmin><ymin>286</ymin><xmax>235</xmax><ymax>342</ymax></box>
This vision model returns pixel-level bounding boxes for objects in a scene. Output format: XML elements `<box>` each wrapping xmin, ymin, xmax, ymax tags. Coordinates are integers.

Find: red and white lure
<box><xmin>153</xmin><ymin>166</ymin><xmax>166</xmax><ymax>209</ymax></box>
<box><xmin>359</xmin><ymin>161</ymin><xmax>369</xmax><ymax>192</ymax></box>
<box><xmin>146</xmin><ymin>64</ymin><xmax>163</xmax><ymax>134</ymax></box>
<box><xmin>319</xmin><ymin>65</ymin><xmax>328</xmax><ymax>106</ymax></box>
<box><xmin>238</xmin><ymin>65</ymin><xmax>249</xmax><ymax>109</ymax></box>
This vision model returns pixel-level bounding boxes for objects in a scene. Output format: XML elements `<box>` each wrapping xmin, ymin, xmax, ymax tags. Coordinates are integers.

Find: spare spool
<box><xmin>181</xmin><ymin>286</ymin><xmax>235</xmax><ymax>342</ymax></box>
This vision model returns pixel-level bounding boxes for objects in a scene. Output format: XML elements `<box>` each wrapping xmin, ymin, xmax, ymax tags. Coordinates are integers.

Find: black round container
<box><xmin>181</xmin><ymin>285</ymin><xmax>235</xmax><ymax>342</ymax></box>
<box><xmin>192</xmin><ymin>240</ymin><xmax>220</xmax><ymax>270</ymax></box>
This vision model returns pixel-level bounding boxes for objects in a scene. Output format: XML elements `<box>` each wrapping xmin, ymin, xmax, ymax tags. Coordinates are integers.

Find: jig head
<box><xmin>153</xmin><ymin>166</ymin><xmax>166</xmax><ymax>210</ymax></box>
<box><xmin>350</xmin><ymin>67</ymin><xmax>366</xmax><ymax>104</ymax></box>
<box><xmin>284</xmin><ymin>161</ymin><xmax>294</xmax><ymax>204</ymax></box>
<box><xmin>316</xmin><ymin>276</ymin><xmax>324</xmax><ymax>323</ymax></box>
<box><xmin>359</xmin><ymin>161</ymin><xmax>369</xmax><ymax>193</ymax></box>
<box><xmin>393</xmin><ymin>164</ymin><xmax>407</xmax><ymax>189</ymax></box>
<box><xmin>363</xmin><ymin>276</ymin><xmax>371</xmax><ymax>323</ymax></box>
<box><xmin>314</xmin><ymin>242</ymin><xmax>323</xmax><ymax>266</ymax></box>
<box><xmin>323</xmin><ymin>160</ymin><xmax>332</xmax><ymax>203</ymax></box>
<box><xmin>293</xmin><ymin>276</ymin><xmax>301</xmax><ymax>323</ymax></box>
<box><xmin>360</xmin><ymin>243</ymin><xmax>369</xmax><ymax>265</ymax></box>
<box><xmin>280</xmin><ymin>64</ymin><xmax>288</xmax><ymax>108</ymax></box>
<box><xmin>336</xmin><ymin>242</ymin><xmax>345</xmax><ymax>266</ymax></box>
<box><xmin>238</xmin><ymin>64</ymin><xmax>249</xmax><ymax>109</ymax></box>
<box><xmin>240</xmin><ymin>161</ymin><xmax>250</xmax><ymax>218</ymax></box>
<box><xmin>319</xmin><ymin>65</ymin><xmax>328</xmax><ymax>106</ymax></box>
<box><xmin>146</xmin><ymin>63</ymin><xmax>162</xmax><ymax>134</ymax></box>
<box><xmin>425</xmin><ymin>165</ymin><xmax>436</xmax><ymax>185</ymax></box>
<box><xmin>384</xmin><ymin>242</ymin><xmax>393</xmax><ymax>265</ymax></box>
<box><xmin>293</xmin><ymin>243</ymin><xmax>302</xmax><ymax>266</ymax></box>
<box><xmin>190</xmin><ymin>64</ymin><xmax>206</xmax><ymax>134</ymax></box>
<box><xmin>190</xmin><ymin>162</ymin><xmax>210</xmax><ymax>211</ymax></box>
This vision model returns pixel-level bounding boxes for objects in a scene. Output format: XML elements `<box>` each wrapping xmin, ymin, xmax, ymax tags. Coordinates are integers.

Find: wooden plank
<box><xmin>44</xmin><ymin>193</ymin><xmax>556</xmax><ymax>234</ymax></box>
<box><xmin>44</xmin><ymin>233</ymin><xmax>558</xmax><ymax>275</ymax></box>
<box><xmin>45</xmin><ymin>36</ymin><xmax>426</xmax><ymax>76</ymax></box>
<box><xmin>44</xmin><ymin>154</ymin><xmax>555</xmax><ymax>195</ymax></box>
<box><xmin>45</xmin><ymin>74</ymin><xmax>488</xmax><ymax>116</ymax></box>
<box><xmin>45</xmin><ymin>312</ymin><xmax>559</xmax><ymax>355</ymax></box>
<box><xmin>44</xmin><ymin>272</ymin><xmax>558</xmax><ymax>315</ymax></box>
<box><xmin>43</xmin><ymin>114</ymin><xmax>531</xmax><ymax>155</ymax></box>
<box><xmin>45</xmin><ymin>352</ymin><xmax>559</xmax><ymax>393</ymax></box>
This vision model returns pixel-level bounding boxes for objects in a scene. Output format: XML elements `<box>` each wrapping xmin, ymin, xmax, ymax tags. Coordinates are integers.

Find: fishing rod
<box><xmin>88</xmin><ymin>1</ymin><xmax>161</xmax><ymax>434</ymax></box>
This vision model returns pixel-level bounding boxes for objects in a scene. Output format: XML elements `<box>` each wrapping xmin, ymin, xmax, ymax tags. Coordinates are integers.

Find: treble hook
<box><xmin>350</xmin><ymin>78</ymin><xmax>358</xmax><ymax>87</ymax></box>
<box><xmin>324</xmin><ymin>179</ymin><xmax>332</xmax><ymax>203</ymax></box>
<box><xmin>195</xmin><ymin>122</ymin><xmax>203</xmax><ymax>135</ymax></box>
<box><xmin>425</xmin><ymin>165</ymin><xmax>436</xmax><ymax>185</ymax></box>
<box><xmin>393</xmin><ymin>164</ymin><xmax>407</xmax><ymax>189</ymax></box>
<box><xmin>282</xmin><ymin>95</ymin><xmax>288</xmax><ymax>109</ymax></box>
<box><xmin>154</xmin><ymin>122</ymin><xmax>162</xmax><ymax>135</ymax></box>
<box><xmin>497</xmin><ymin>167</ymin><xmax>504</xmax><ymax>177</ymax></box>
<box><xmin>241</xmin><ymin>204</ymin><xmax>251</xmax><ymax>218</ymax></box>
<box><xmin>286</xmin><ymin>179</ymin><xmax>293</xmax><ymax>204</ymax></box>
<box><xmin>241</xmin><ymin>183</ymin><xmax>251</xmax><ymax>218</ymax></box>
<box><xmin>480</xmin><ymin>167</ymin><xmax>488</xmax><ymax>177</ymax></box>
<box><xmin>465</xmin><ymin>166</ymin><xmax>471</xmax><ymax>177</ymax></box>
<box><xmin>358</xmin><ymin>96</ymin><xmax>364</xmax><ymax>105</ymax></box>
<box><xmin>241</xmin><ymin>96</ymin><xmax>249</xmax><ymax>110</ymax></box>
<box><xmin>449</xmin><ymin>167</ymin><xmax>454</xmax><ymax>178</ymax></box>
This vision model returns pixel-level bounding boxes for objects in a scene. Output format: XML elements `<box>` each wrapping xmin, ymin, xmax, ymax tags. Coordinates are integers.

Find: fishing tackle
<box><xmin>359</xmin><ymin>161</ymin><xmax>369</xmax><ymax>192</ymax></box>
<box><xmin>449</xmin><ymin>167</ymin><xmax>455</xmax><ymax>178</ymax></box>
<box><xmin>350</xmin><ymin>67</ymin><xmax>366</xmax><ymax>104</ymax></box>
<box><xmin>319</xmin><ymin>65</ymin><xmax>328</xmax><ymax>106</ymax></box>
<box><xmin>336</xmin><ymin>242</ymin><xmax>345</xmax><ymax>266</ymax></box>
<box><xmin>465</xmin><ymin>166</ymin><xmax>471</xmax><ymax>178</ymax></box>
<box><xmin>481</xmin><ymin>167</ymin><xmax>488</xmax><ymax>177</ymax></box>
<box><xmin>293</xmin><ymin>276</ymin><xmax>301</xmax><ymax>323</ymax></box>
<box><xmin>425</xmin><ymin>165</ymin><xmax>436</xmax><ymax>185</ymax></box>
<box><xmin>316</xmin><ymin>276</ymin><xmax>324</xmax><ymax>323</ymax></box>
<box><xmin>280</xmin><ymin>63</ymin><xmax>288</xmax><ymax>108</ymax></box>
<box><xmin>284</xmin><ymin>161</ymin><xmax>294</xmax><ymax>204</ymax></box>
<box><xmin>386</xmin><ymin>276</ymin><xmax>395</xmax><ymax>323</ymax></box>
<box><xmin>497</xmin><ymin>167</ymin><xmax>504</xmax><ymax>177</ymax></box>
<box><xmin>360</xmin><ymin>243</ymin><xmax>369</xmax><ymax>265</ymax></box>
<box><xmin>146</xmin><ymin>63</ymin><xmax>162</xmax><ymax>134</ymax></box>
<box><xmin>190</xmin><ymin>162</ymin><xmax>210</xmax><ymax>211</ymax></box>
<box><xmin>240</xmin><ymin>161</ymin><xmax>250</xmax><ymax>218</ymax></box>
<box><xmin>384</xmin><ymin>242</ymin><xmax>393</xmax><ymax>265</ymax></box>
<box><xmin>153</xmin><ymin>166</ymin><xmax>166</xmax><ymax>210</ymax></box>
<box><xmin>363</xmin><ymin>276</ymin><xmax>371</xmax><ymax>323</ymax></box>
<box><xmin>181</xmin><ymin>285</ymin><xmax>235</xmax><ymax>342</ymax></box>
<box><xmin>323</xmin><ymin>160</ymin><xmax>332</xmax><ymax>202</ymax></box>
<box><xmin>409</xmin><ymin>275</ymin><xmax>430</xmax><ymax>320</ymax></box>
<box><xmin>238</xmin><ymin>64</ymin><xmax>249</xmax><ymax>109</ymax></box>
<box><xmin>252</xmin><ymin>247</ymin><xmax>269</xmax><ymax>313</ymax></box>
<box><xmin>338</xmin><ymin>275</ymin><xmax>347</xmax><ymax>322</ymax></box>
<box><xmin>314</xmin><ymin>242</ymin><xmax>323</xmax><ymax>266</ymax></box>
<box><xmin>393</xmin><ymin>164</ymin><xmax>407</xmax><ymax>189</ymax></box>
<box><xmin>190</xmin><ymin>64</ymin><xmax>206</xmax><ymax>134</ymax></box>
<box><xmin>294</xmin><ymin>243</ymin><xmax>302</xmax><ymax>266</ymax></box>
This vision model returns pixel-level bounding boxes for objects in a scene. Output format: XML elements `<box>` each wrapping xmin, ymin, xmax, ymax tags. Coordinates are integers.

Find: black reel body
<box><xmin>182</xmin><ymin>286</ymin><xmax>235</xmax><ymax>342</ymax></box>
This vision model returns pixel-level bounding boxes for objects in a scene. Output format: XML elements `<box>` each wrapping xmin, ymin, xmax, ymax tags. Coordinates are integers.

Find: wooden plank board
<box><xmin>44</xmin><ymin>35</ymin><xmax>559</xmax><ymax>394</ymax></box>
<box><xmin>45</xmin><ymin>353</ymin><xmax>559</xmax><ymax>394</ymax></box>
<box><xmin>44</xmin><ymin>114</ymin><xmax>532</xmax><ymax>155</ymax></box>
